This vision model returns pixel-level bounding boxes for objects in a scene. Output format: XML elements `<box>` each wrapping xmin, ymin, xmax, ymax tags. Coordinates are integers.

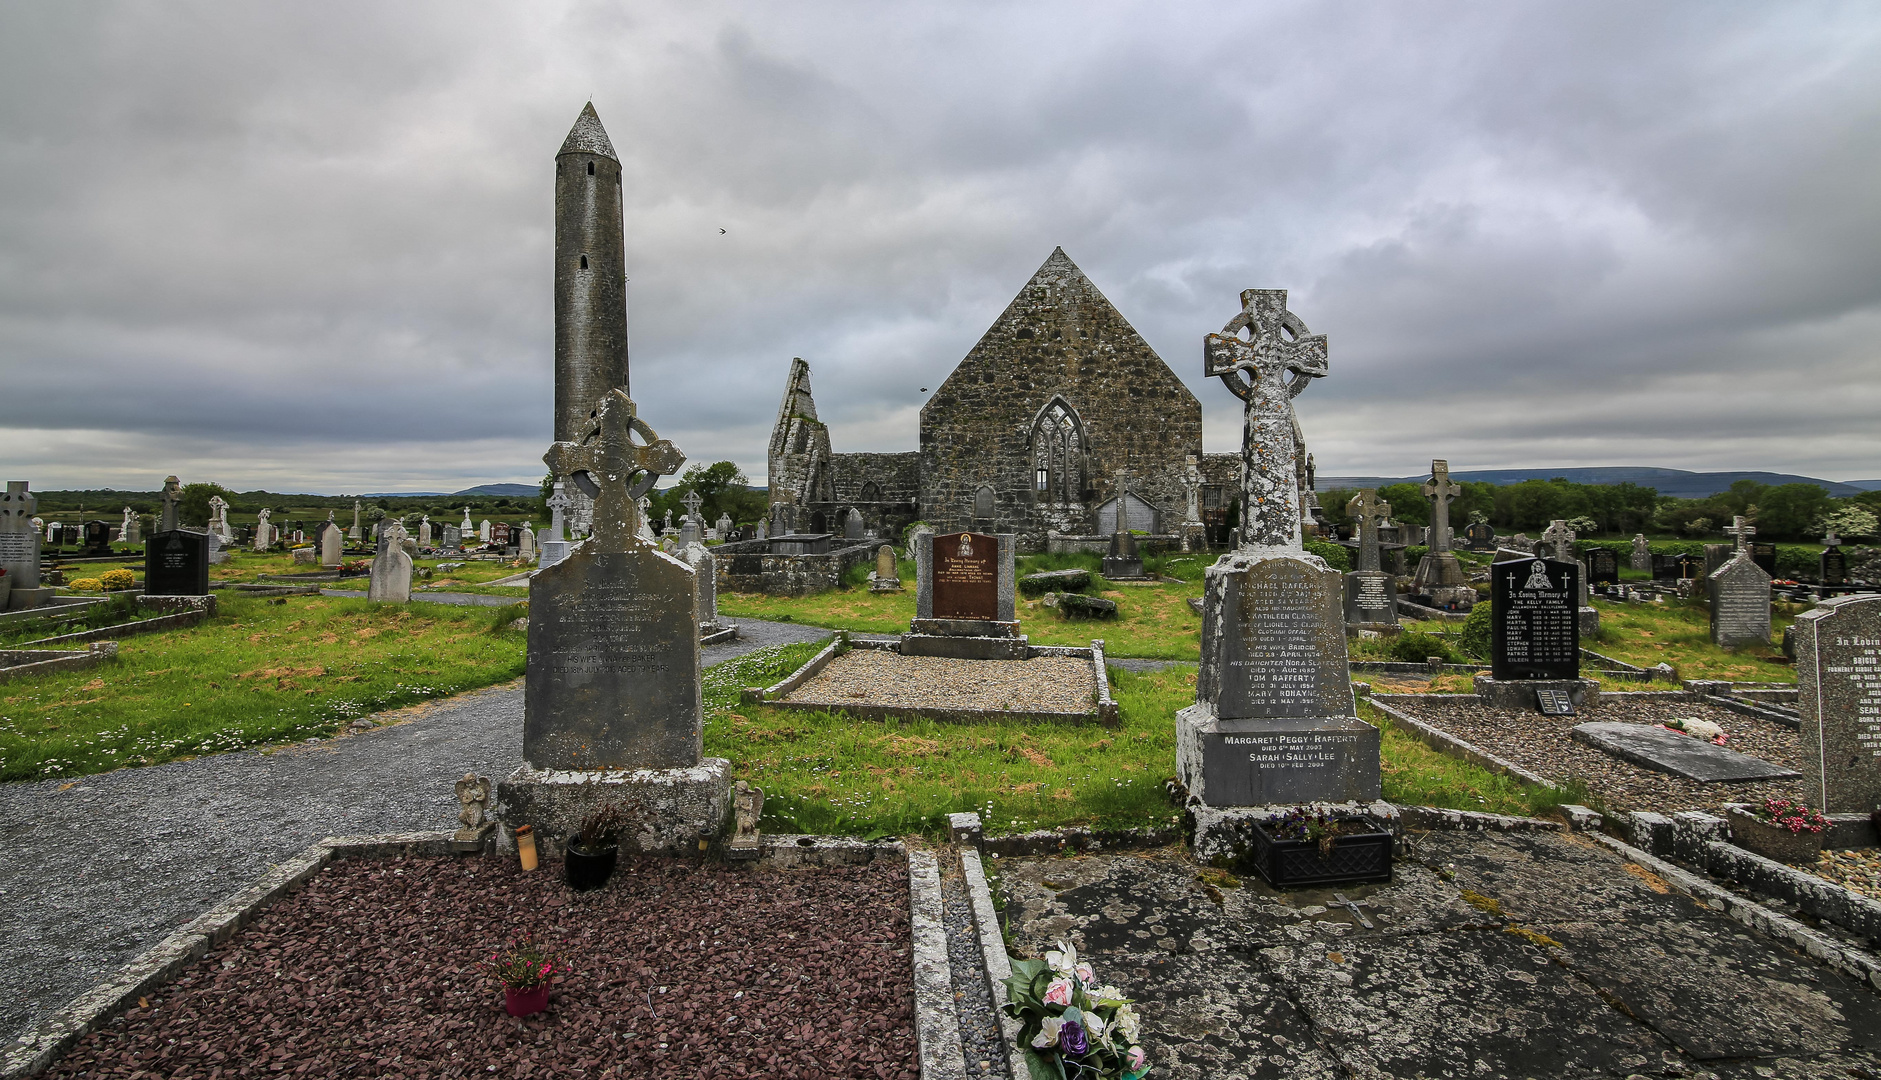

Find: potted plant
<box><xmin>564</xmin><ymin>802</ymin><xmax>625</xmax><ymax>891</ymax></box>
<box><xmin>1002</xmin><ymin>941</ymin><xmax>1150</xmax><ymax>1080</ymax></box>
<box><xmin>1245</xmin><ymin>806</ymin><xmax>1394</xmax><ymax>888</ymax></box>
<box><xmin>478</xmin><ymin>934</ymin><xmax>565</xmax><ymax>1017</ymax></box>
<box><xmin>1727</xmin><ymin>797</ymin><xmax>1830</xmax><ymax>864</ymax></box>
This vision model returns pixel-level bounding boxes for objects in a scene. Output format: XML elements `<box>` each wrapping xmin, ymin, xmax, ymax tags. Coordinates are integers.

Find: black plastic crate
<box><xmin>1245</xmin><ymin>815</ymin><xmax>1394</xmax><ymax>889</ymax></box>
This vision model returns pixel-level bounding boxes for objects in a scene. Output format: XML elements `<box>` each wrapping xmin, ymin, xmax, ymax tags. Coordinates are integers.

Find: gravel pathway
<box><xmin>941</xmin><ymin>861</ymin><xmax>1011</xmax><ymax>1078</ymax></box>
<box><xmin>1814</xmin><ymin>848</ymin><xmax>1881</xmax><ymax>901</ymax></box>
<box><xmin>44</xmin><ymin>853</ymin><xmax>919</xmax><ymax>1079</ymax></box>
<box><xmin>784</xmin><ymin>651</ymin><xmax>1096</xmax><ymax>714</ymax></box>
<box><xmin>1381</xmin><ymin>695</ymin><xmax>1807</xmax><ymax>814</ymax></box>
<box><xmin>0</xmin><ymin>617</ymin><xmax>829</xmax><ymax>1044</ymax></box>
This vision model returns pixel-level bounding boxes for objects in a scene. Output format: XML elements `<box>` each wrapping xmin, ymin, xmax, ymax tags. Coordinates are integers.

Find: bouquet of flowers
<box><xmin>1659</xmin><ymin>717</ymin><xmax>1727</xmax><ymax>745</ymax></box>
<box><xmin>1755</xmin><ymin>797</ymin><xmax>1830</xmax><ymax>835</ymax></box>
<box><xmin>1002</xmin><ymin>941</ymin><xmax>1149</xmax><ymax>1079</ymax></box>
<box><xmin>477</xmin><ymin>933</ymin><xmax>567</xmax><ymax>992</ymax></box>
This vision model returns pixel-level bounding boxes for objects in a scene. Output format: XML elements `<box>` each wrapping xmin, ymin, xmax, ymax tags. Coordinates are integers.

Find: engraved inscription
<box><xmin>0</xmin><ymin>532</ymin><xmax>32</xmax><ymax>562</ymax></box>
<box><xmin>932</xmin><ymin>532</ymin><xmax>998</xmax><ymax>620</ymax></box>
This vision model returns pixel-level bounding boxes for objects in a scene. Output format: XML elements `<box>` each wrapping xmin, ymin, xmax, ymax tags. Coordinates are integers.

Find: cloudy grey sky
<box><xmin>2</xmin><ymin>1</ymin><xmax>1877</xmax><ymax>494</ymax></box>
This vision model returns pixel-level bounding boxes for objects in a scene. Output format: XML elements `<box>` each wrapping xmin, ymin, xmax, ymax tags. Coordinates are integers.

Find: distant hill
<box><xmin>451</xmin><ymin>484</ymin><xmax>541</xmax><ymax>497</ymax></box>
<box><xmin>361</xmin><ymin>491</ymin><xmax>448</xmax><ymax>498</ymax></box>
<box><xmin>1316</xmin><ymin>467</ymin><xmax>1872</xmax><ymax>500</ymax></box>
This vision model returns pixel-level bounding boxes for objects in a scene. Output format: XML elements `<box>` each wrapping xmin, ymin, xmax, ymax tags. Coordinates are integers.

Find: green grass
<box><xmin>1583</xmin><ymin>595</ymin><xmax>1796</xmax><ymax>681</ymax></box>
<box><xmin>1363</xmin><ymin>700</ymin><xmax>1579</xmax><ymax>817</ymax></box>
<box><xmin>0</xmin><ymin>594</ymin><xmax>527</xmax><ymax>782</ymax></box>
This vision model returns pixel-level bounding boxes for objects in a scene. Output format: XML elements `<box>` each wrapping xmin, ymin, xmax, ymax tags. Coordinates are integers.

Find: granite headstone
<box><xmin>1794</xmin><ymin>594</ymin><xmax>1881</xmax><ymax>813</ymax></box>
<box><xmin>145</xmin><ymin>530</ymin><xmax>210</xmax><ymax>596</ymax></box>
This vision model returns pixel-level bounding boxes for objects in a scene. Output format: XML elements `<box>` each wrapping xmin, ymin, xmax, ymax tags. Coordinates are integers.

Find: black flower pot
<box><xmin>563</xmin><ymin>842</ymin><xmax>617</xmax><ymax>891</ymax></box>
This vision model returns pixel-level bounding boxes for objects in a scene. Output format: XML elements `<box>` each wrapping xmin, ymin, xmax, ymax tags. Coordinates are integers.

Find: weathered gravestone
<box><xmin>1794</xmin><ymin>594</ymin><xmax>1881</xmax><ymax>813</ymax></box>
<box><xmin>681</xmin><ymin>540</ymin><xmax>732</xmax><ymax>638</ymax></box>
<box><xmin>0</xmin><ymin>482</ymin><xmax>55</xmax><ymax>610</ymax></box>
<box><xmin>368</xmin><ymin>522</ymin><xmax>414</xmax><ymax>603</ymax></box>
<box><xmin>1343</xmin><ymin>488</ymin><xmax>1396</xmax><ymax>628</ymax></box>
<box><xmin>252</xmin><ymin>509</ymin><xmax>274</xmax><ymax>551</ymax></box>
<box><xmin>1479</xmin><ymin>553</ymin><xmax>1589</xmax><ymax>709</ymax></box>
<box><xmin>349</xmin><ymin>500</ymin><xmax>363</xmax><ymax>541</ymax></box>
<box><xmin>158</xmin><ymin>476</ymin><xmax>181</xmax><ymax>533</ymax></box>
<box><xmin>1177</xmin><ymin>289</ymin><xmax>1379</xmax><ymax>809</ymax></box>
<box><xmin>1102</xmin><ymin>528</ymin><xmax>1146</xmax><ymax>580</ymax></box>
<box><xmin>117</xmin><ymin>507</ymin><xmax>136</xmax><ymax>544</ymax></box>
<box><xmin>844</xmin><ymin>508</ymin><xmax>863</xmax><ymax>540</ymax></box>
<box><xmin>499</xmin><ymin>385</ymin><xmax>729</xmax><ymax>855</ymax></box>
<box><xmin>1411</xmin><ymin>459</ymin><xmax>1472</xmax><ymax>606</ymax></box>
<box><xmin>1709</xmin><ymin>517</ymin><xmax>1771</xmax><ymax>647</ymax></box>
<box><xmin>868</xmin><ymin>543</ymin><xmax>902</xmax><ymax>592</ymax></box>
<box><xmin>1570</xmin><ymin>722</ymin><xmax>1800</xmax><ymax>783</ymax></box>
<box><xmin>319</xmin><ymin>522</ymin><xmax>344</xmax><ymax>567</ymax></box>
<box><xmin>904</xmin><ymin>530</ymin><xmax>1022</xmax><ymax>659</ymax></box>
<box><xmin>418</xmin><ymin>516</ymin><xmax>432</xmax><ymax>547</ymax></box>
<box><xmin>479</xmin><ymin>519</ymin><xmax>493</xmax><ymax>543</ymax></box>
<box><xmin>145</xmin><ymin>529</ymin><xmax>210</xmax><ymax>596</ymax></box>
<box><xmin>519</xmin><ymin>523</ymin><xmax>536</xmax><ymax>560</ymax></box>
<box><xmin>1586</xmin><ymin>547</ymin><xmax>1619</xmax><ymax>586</ymax></box>
<box><xmin>1631</xmin><ymin>534</ymin><xmax>1651</xmax><ymax>571</ymax></box>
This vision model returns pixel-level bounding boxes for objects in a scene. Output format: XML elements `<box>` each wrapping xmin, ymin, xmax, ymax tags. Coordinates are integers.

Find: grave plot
<box><xmin>994</xmin><ymin>829</ymin><xmax>1881</xmax><ymax>1080</ymax></box>
<box><xmin>771</xmin><ymin>645</ymin><xmax>1112</xmax><ymax>724</ymax></box>
<box><xmin>1368</xmin><ymin>694</ymin><xmax>1808</xmax><ymax>814</ymax></box>
<box><xmin>34</xmin><ymin>849</ymin><xmax>919</xmax><ymax>1079</ymax></box>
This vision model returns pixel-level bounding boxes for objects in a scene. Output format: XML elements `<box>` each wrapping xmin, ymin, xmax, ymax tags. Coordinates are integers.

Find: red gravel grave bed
<box><xmin>47</xmin><ymin>853</ymin><xmax>918</xmax><ymax>1080</ymax></box>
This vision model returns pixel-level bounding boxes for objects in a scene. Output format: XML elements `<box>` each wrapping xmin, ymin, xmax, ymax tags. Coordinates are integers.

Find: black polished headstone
<box><xmin>1676</xmin><ymin>553</ymin><xmax>1703</xmax><ymax>579</ymax></box>
<box><xmin>1821</xmin><ymin>548</ymin><xmax>1847</xmax><ymax>586</ymax></box>
<box><xmin>1490</xmin><ymin>557</ymin><xmax>1580</xmax><ymax>681</ymax></box>
<box><xmin>1651</xmin><ymin>554</ymin><xmax>1680</xmax><ymax>581</ymax></box>
<box><xmin>1751</xmin><ymin>542</ymin><xmax>1778</xmax><ymax>577</ymax></box>
<box><xmin>82</xmin><ymin>519</ymin><xmax>114</xmax><ymax>555</ymax></box>
<box><xmin>144</xmin><ymin>530</ymin><xmax>209</xmax><ymax>596</ymax></box>
<box><xmin>1342</xmin><ymin>570</ymin><xmax>1397</xmax><ymax>626</ymax></box>
<box><xmin>1463</xmin><ymin>522</ymin><xmax>1496</xmax><ymax>550</ymax></box>
<box><xmin>1586</xmin><ymin>547</ymin><xmax>1618</xmax><ymax>586</ymax></box>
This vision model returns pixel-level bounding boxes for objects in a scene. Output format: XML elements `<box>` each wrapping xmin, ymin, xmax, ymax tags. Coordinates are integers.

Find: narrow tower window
<box><xmin>579</xmin><ymin>255</ymin><xmax>588</xmax><ymax>270</ymax></box>
<box><xmin>587</xmin><ymin>161</ymin><xmax>595</xmax><ymax>176</ymax></box>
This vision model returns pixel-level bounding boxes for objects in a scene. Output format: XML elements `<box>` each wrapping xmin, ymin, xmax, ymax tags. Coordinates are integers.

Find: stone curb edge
<box><xmin>908</xmin><ymin>847</ymin><xmax>967</xmax><ymax>1080</ymax></box>
<box><xmin>1587</xmin><ymin>831</ymin><xmax>1881</xmax><ymax>992</ymax></box>
<box><xmin>4</xmin><ymin>830</ymin><xmax>915</xmax><ymax>1079</ymax></box>
<box><xmin>961</xmin><ymin>847</ymin><xmax>1028</xmax><ymax>1080</ymax></box>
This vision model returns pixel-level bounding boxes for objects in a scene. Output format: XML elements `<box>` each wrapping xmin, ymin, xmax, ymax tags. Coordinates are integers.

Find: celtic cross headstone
<box><xmin>1422</xmin><ymin>459</ymin><xmax>1462</xmax><ymax>554</ymax></box>
<box><xmin>1202</xmin><ymin>289</ymin><xmax>1327</xmax><ymax>551</ymax></box>
<box><xmin>1346</xmin><ymin>489</ymin><xmax>1391</xmax><ymax>573</ymax></box>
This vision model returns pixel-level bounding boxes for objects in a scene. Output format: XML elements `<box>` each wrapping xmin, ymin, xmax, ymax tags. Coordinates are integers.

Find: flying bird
<box><xmin>719</xmin><ymin>228</ymin><xmax>726</xmax><ymax>234</ymax></box>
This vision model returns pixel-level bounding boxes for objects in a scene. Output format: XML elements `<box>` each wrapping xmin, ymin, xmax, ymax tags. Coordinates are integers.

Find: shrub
<box><xmin>1388</xmin><ymin>630</ymin><xmax>1459</xmax><ymax>664</ymax></box>
<box><xmin>1304</xmin><ymin>540</ymin><xmax>1350</xmax><ymax>572</ymax></box>
<box><xmin>99</xmin><ymin>569</ymin><xmax>135</xmax><ymax>591</ymax></box>
<box><xmin>68</xmin><ymin>577</ymin><xmax>103</xmax><ymax>593</ymax></box>
<box><xmin>1459</xmin><ymin>602</ymin><xmax>1492</xmax><ymax>660</ymax></box>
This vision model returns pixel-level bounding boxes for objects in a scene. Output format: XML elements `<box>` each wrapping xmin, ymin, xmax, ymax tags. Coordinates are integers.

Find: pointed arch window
<box><xmin>1030</xmin><ymin>399</ymin><xmax>1085</xmax><ymax>504</ymax></box>
<box><xmin>859</xmin><ymin>481</ymin><xmax>882</xmax><ymax>503</ymax></box>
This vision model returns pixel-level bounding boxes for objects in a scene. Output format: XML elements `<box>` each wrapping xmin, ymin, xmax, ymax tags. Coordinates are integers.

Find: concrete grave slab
<box><xmin>1571</xmin><ymin>721</ymin><xmax>1801</xmax><ymax>782</ymax></box>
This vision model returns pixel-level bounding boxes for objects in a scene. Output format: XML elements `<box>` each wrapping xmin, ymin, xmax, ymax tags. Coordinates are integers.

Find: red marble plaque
<box><xmin>932</xmin><ymin>532</ymin><xmax>998</xmax><ymax>620</ymax></box>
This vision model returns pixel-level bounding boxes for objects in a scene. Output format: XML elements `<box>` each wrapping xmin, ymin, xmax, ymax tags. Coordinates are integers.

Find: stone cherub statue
<box><xmin>453</xmin><ymin>773</ymin><xmax>495</xmax><ymax>842</ymax></box>
<box><xmin>729</xmin><ymin>780</ymin><xmax>764</xmax><ymax>860</ymax></box>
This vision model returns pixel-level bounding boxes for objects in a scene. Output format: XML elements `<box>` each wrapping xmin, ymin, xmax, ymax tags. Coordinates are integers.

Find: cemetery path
<box><xmin>0</xmin><ymin>617</ymin><xmax>830</xmax><ymax>1044</ymax></box>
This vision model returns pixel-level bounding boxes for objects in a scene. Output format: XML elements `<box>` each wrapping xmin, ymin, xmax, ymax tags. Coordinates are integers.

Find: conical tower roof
<box><xmin>558</xmin><ymin>102</ymin><xmax>618</xmax><ymax>161</ymax></box>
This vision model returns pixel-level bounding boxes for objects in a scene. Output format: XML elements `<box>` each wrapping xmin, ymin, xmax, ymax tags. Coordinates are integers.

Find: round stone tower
<box><xmin>554</xmin><ymin>102</ymin><xmax>629</xmax><ymax>443</ymax></box>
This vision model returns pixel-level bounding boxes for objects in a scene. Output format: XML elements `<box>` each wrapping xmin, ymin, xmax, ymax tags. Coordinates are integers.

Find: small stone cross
<box><xmin>1203</xmin><ymin>289</ymin><xmax>1328</xmax><ymax>550</ymax></box>
<box><xmin>1345</xmin><ymin>488</ymin><xmax>1391</xmax><ymax>573</ymax></box>
<box><xmin>681</xmin><ymin>489</ymin><xmax>704</xmax><ymax>524</ymax></box>
<box><xmin>1723</xmin><ymin>515</ymin><xmax>1755</xmax><ymax>554</ymax></box>
<box><xmin>1821</xmin><ymin>529</ymin><xmax>1842</xmax><ymax>549</ymax></box>
<box><xmin>1111</xmin><ymin>469</ymin><xmax>1130</xmax><ymax>534</ymax></box>
<box><xmin>1183</xmin><ymin>455</ymin><xmax>1203</xmax><ymax>524</ymax></box>
<box><xmin>1422</xmin><ymin>459</ymin><xmax>1462</xmax><ymax>554</ymax></box>
<box><xmin>542</xmin><ymin>389</ymin><xmax>686</xmax><ymax>552</ymax></box>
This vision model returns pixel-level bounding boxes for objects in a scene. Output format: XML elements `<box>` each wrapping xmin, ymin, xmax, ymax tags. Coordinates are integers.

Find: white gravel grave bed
<box><xmin>1379</xmin><ymin>695</ymin><xmax>1808</xmax><ymax>815</ymax></box>
<box><xmin>782</xmin><ymin>649</ymin><xmax>1097</xmax><ymax>716</ymax></box>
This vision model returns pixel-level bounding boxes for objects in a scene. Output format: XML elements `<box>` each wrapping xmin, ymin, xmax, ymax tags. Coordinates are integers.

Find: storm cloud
<box><xmin>1</xmin><ymin>1</ymin><xmax>1877</xmax><ymax>493</ymax></box>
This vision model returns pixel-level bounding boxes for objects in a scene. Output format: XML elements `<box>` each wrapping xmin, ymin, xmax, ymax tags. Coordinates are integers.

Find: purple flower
<box><xmin>1058</xmin><ymin>1019</ymin><xmax>1088</xmax><ymax>1056</ymax></box>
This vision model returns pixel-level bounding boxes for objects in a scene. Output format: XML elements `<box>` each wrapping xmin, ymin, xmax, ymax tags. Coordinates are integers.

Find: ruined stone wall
<box><xmin>917</xmin><ymin>249</ymin><xmax>1201</xmax><ymax>547</ymax></box>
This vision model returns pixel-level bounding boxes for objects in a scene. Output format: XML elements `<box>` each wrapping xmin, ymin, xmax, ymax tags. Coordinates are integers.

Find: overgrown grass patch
<box><xmin>1584</xmin><ymin>596</ymin><xmax>1795</xmax><ymax>681</ymax></box>
<box><xmin>0</xmin><ymin>595</ymin><xmax>526</xmax><ymax>782</ymax></box>
<box><xmin>1361</xmin><ymin>700</ymin><xmax>1577</xmax><ymax>818</ymax></box>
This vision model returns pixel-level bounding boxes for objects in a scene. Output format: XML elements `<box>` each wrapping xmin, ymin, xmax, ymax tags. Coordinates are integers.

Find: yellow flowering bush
<box><xmin>68</xmin><ymin>578</ymin><xmax>103</xmax><ymax>592</ymax></box>
<box><xmin>99</xmin><ymin>569</ymin><xmax>135</xmax><ymax>591</ymax></box>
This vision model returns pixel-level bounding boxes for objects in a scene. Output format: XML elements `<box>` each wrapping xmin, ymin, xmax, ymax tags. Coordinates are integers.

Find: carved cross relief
<box><xmin>1345</xmin><ymin>488</ymin><xmax>1391</xmax><ymax>573</ymax></box>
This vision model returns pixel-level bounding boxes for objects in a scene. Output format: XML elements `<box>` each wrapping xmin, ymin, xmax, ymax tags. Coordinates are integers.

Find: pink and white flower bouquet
<box><xmin>1003</xmin><ymin>941</ymin><xmax>1149</xmax><ymax>1079</ymax></box>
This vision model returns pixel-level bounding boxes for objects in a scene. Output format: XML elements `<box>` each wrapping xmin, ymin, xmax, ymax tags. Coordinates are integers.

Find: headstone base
<box><xmin>1175</xmin><ymin>702</ymin><xmax>1382</xmax><ymax>807</ymax></box>
<box><xmin>1473</xmin><ymin>675</ymin><xmax>1601</xmax><ymax>711</ymax></box>
<box><xmin>6</xmin><ymin>587</ymin><xmax>58</xmax><ymax>611</ymax></box>
<box><xmin>494</xmin><ymin>758</ymin><xmax>732</xmax><ymax>856</ymax></box>
<box><xmin>900</xmin><ymin>633</ymin><xmax>1029</xmax><ymax>660</ymax></box>
<box><xmin>1190</xmin><ymin>801</ymin><xmax>1400</xmax><ymax>870</ymax></box>
<box><xmin>136</xmin><ymin>594</ymin><xmax>216</xmax><ymax>616</ymax></box>
<box><xmin>1579</xmin><ymin>607</ymin><xmax>1600</xmax><ymax>637</ymax></box>
<box><xmin>1412</xmin><ymin>552</ymin><xmax>1470</xmax><ymax>590</ymax></box>
<box><xmin>1101</xmin><ymin>556</ymin><xmax>1150</xmax><ymax>580</ymax></box>
<box><xmin>867</xmin><ymin>573</ymin><xmax>903</xmax><ymax>593</ymax></box>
